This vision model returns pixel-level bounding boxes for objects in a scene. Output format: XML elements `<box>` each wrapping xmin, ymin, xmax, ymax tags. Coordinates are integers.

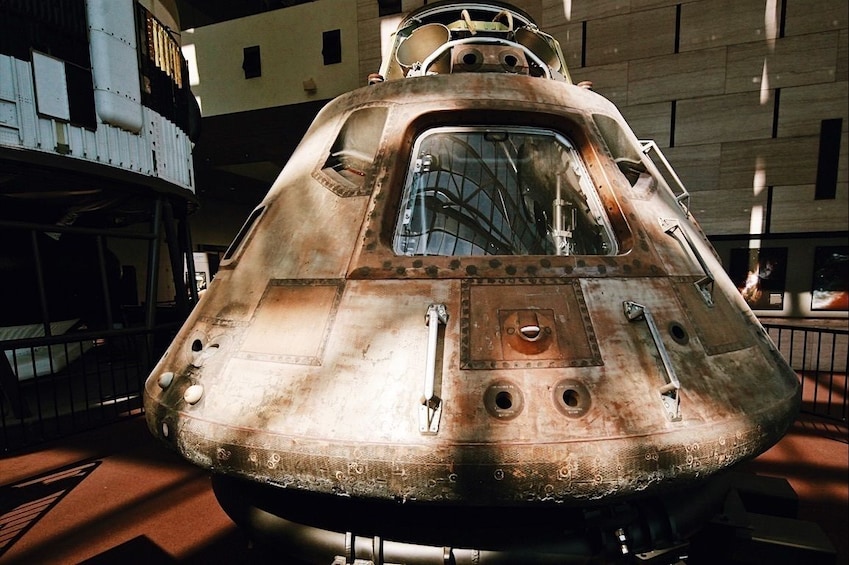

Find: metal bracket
<box><xmin>660</xmin><ymin>218</ymin><xmax>715</xmax><ymax>307</ymax></box>
<box><xmin>624</xmin><ymin>301</ymin><xmax>682</xmax><ymax>422</ymax></box>
<box><xmin>420</xmin><ymin>303</ymin><xmax>448</xmax><ymax>434</ymax></box>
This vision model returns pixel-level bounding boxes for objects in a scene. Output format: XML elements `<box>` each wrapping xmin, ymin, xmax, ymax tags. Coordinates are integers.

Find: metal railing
<box><xmin>0</xmin><ymin>197</ymin><xmax>195</xmax><ymax>454</ymax></box>
<box><xmin>764</xmin><ymin>322</ymin><xmax>848</xmax><ymax>425</ymax></box>
<box><xmin>1</xmin><ymin>320</ymin><xmax>180</xmax><ymax>453</ymax></box>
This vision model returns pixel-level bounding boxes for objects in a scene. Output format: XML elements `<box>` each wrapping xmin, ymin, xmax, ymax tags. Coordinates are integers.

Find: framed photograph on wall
<box><xmin>811</xmin><ymin>246</ymin><xmax>849</xmax><ymax>311</ymax></box>
<box><xmin>729</xmin><ymin>247</ymin><xmax>788</xmax><ymax>310</ymax></box>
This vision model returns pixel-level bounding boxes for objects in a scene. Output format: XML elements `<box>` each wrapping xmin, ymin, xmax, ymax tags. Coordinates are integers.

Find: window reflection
<box><xmin>393</xmin><ymin>127</ymin><xmax>617</xmax><ymax>256</ymax></box>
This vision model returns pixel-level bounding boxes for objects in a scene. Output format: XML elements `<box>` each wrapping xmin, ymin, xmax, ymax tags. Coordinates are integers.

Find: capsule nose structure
<box><xmin>143</xmin><ymin>2</ymin><xmax>800</xmax><ymax>562</ymax></box>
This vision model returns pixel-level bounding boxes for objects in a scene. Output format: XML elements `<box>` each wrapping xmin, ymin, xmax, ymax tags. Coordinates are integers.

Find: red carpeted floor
<box><xmin>1</xmin><ymin>414</ymin><xmax>846</xmax><ymax>565</ymax></box>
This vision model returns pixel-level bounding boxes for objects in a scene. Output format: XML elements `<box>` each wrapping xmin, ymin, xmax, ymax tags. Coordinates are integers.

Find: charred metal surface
<box><xmin>672</xmin><ymin>276</ymin><xmax>754</xmax><ymax>355</ymax></box>
<box><xmin>160</xmin><ymin>400</ymin><xmax>796</xmax><ymax>506</ymax></box>
<box><xmin>237</xmin><ymin>279</ymin><xmax>344</xmax><ymax>365</ymax></box>
<box><xmin>142</xmin><ymin>3</ymin><xmax>801</xmax><ymax>561</ymax></box>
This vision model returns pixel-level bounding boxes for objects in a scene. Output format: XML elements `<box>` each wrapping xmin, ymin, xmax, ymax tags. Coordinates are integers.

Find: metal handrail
<box><xmin>763</xmin><ymin>322</ymin><xmax>848</xmax><ymax>425</ymax></box>
<box><xmin>640</xmin><ymin>140</ymin><xmax>690</xmax><ymax>215</ymax></box>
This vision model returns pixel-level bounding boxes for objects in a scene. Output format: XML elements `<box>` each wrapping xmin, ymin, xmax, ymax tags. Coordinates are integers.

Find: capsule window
<box><xmin>593</xmin><ymin>114</ymin><xmax>653</xmax><ymax>189</ymax></box>
<box><xmin>393</xmin><ymin>126</ymin><xmax>618</xmax><ymax>256</ymax></box>
<box><xmin>222</xmin><ymin>205</ymin><xmax>265</xmax><ymax>263</ymax></box>
<box><xmin>320</xmin><ymin>106</ymin><xmax>388</xmax><ymax>195</ymax></box>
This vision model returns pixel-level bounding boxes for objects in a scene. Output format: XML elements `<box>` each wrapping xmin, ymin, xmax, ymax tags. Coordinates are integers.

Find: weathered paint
<box><xmin>143</xmin><ymin>2</ymin><xmax>800</xmax><ymax>560</ymax></box>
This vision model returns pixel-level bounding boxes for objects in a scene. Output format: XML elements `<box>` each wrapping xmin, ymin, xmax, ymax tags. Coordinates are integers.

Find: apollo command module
<box><xmin>144</xmin><ymin>2</ymin><xmax>801</xmax><ymax>563</ymax></box>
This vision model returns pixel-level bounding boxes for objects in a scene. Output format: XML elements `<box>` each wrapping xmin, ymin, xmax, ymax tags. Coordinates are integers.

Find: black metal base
<box><xmin>684</xmin><ymin>473</ymin><xmax>836</xmax><ymax>565</ymax></box>
<box><xmin>210</xmin><ymin>471</ymin><xmax>763</xmax><ymax>565</ymax></box>
<box><xmin>213</xmin><ymin>470</ymin><xmax>838</xmax><ymax>565</ymax></box>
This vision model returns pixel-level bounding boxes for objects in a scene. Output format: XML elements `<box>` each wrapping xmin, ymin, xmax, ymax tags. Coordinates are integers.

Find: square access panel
<box><xmin>461</xmin><ymin>279</ymin><xmax>601</xmax><ymax>369</ymax></box>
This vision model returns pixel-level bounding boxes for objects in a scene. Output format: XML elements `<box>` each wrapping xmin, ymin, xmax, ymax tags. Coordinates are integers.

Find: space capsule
<box><xmin>144</xmin><ymin>2</ymin><xmax>800</xmax><ymax>562</ymax></box>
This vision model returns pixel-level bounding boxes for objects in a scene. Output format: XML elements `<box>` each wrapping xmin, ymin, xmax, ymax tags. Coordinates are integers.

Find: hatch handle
<box><xmin>623</xmin><ymin>301</ymin><xmax>681</xmax><ymax>421</ymax></box>
<box><xmin>421</xmin><ymin>303</ymin><xmax>448</xmax><ymax>434</ymax></box>
<box><xmin>660</xmin><ymin>218</ymin><xmax>715</xmax><ymax>306</ymax></box>
<box><xmin>640</xmin><ymin>140</ymin><xmax>690</xmax><ymax>214</ymax></box>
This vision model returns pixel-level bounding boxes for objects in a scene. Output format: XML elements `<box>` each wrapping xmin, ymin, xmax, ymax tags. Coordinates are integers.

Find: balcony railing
<box><xmin>0</xmin><ymin>196</ymin><xmax>195</xmax><ymax>454</ymax></box>
<box><xmin>1</xmin><ymin>325</ymin><xmax>179</xmax><ymax>452</ymax></box>
<box><xmin>764</xmin><ymin>323</ymin><xmax>848</xmax><ymax>425</ymax></box>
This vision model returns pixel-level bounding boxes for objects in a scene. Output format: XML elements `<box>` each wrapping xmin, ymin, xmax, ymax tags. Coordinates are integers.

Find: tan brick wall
<box><xmin>539</xmin><ymin>0</ymin><xmax>848</xmax><ymax>236</ymax></box>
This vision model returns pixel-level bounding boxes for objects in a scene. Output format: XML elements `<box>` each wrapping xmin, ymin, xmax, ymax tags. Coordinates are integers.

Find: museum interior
<box><xmin>0</xmin><ymin>1</ymin><xmax>846</xmax><ymax>564</ymax></box>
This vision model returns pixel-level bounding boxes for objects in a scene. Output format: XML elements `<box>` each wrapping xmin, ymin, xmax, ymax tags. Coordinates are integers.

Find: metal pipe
<box><xmin>180</xmin><ymin>215</ymin><xmax>199</xmax><ymax>305</ymax></box>
<box><xmin>29</xmin><ymin>231</ymin><xmax>51</xmax><ymax>336</ymax></box>
<box><xmin>162</xmin><ymin>199</ymin><xmax>189</xmax><ymax>316</ymax></box>
<box><xmin>95</xmin><ymin>234</ymin><xmax>114</xmax><ymax>330</ymax></box>
<box><xmin>144</xmin><ymin>198</ymin><xmax>163</xmax><ymax>333</ymax></box>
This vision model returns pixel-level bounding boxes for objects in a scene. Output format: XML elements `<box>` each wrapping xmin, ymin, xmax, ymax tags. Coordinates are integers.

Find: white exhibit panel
<box><xmin>31</xmin><ymin>52</ymin><xmax>70</xmax><ymax>121</ymax></box>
